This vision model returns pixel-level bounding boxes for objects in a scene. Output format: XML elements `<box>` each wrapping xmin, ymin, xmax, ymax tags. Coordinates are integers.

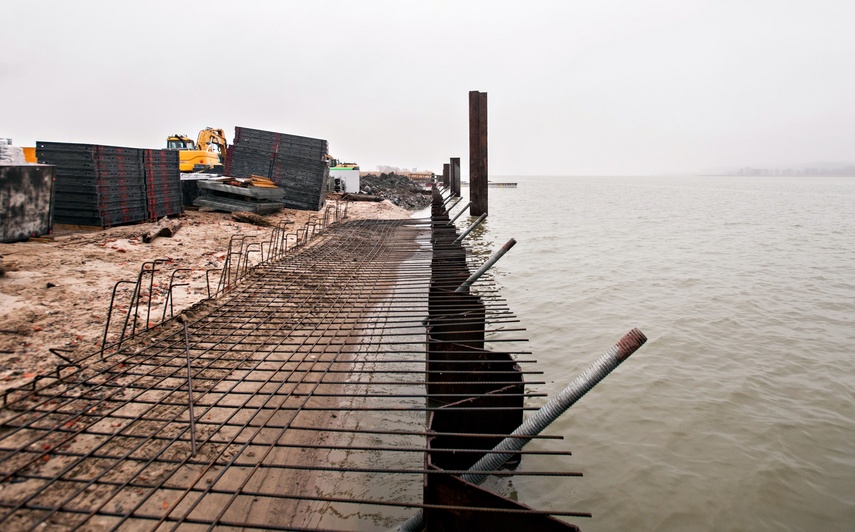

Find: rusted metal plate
<box><xmin>0</xmin><ymin>164</ymin><xmax>54</xmax><ymax>243</ymax></box>
<box><xmin>425</xmin><ymin>343</ymin><xmax>522</xmax><ymax>403</ymax></box>
<box><xmin>424</xmin><ymin>466</ymin><xmax>581</xmax><ymax>532</ymax></box>
<box><xmin>427</xmin><ymin>386</ymin><xmax>524</xmax><ymax>471</ymax></box>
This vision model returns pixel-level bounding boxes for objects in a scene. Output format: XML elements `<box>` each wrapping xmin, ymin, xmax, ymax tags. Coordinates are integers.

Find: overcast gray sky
<box><xmin>2</xmin><ymin>0</ymin><xmax>853</xmax><ymax>175</ymax></box>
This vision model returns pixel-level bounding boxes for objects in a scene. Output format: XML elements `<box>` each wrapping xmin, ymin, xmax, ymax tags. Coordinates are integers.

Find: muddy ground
<box><xmin>0</xmin><ymin>197</ymin><xmax>417</xmax><ymax>398</ymax></box>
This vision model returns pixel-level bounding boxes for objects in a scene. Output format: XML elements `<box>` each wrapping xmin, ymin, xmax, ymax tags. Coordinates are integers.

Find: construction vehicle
<box><xmin>326</xmin><ymin>154</ymin><xmax>359</xmax><ymax>171</ymax></box>
<box><xmin>166</xmin><ymin>127</ymin><xmax>228</xmax><ymax>173</ymax></box>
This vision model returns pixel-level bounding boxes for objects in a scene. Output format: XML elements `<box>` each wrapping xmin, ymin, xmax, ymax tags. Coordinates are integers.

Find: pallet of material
<box><xmin>36</xmin><ymin>142</ymin><xmax>183</xmax><ymax>228</ymax></box>
<box><xmin>224</xmin><ymin>126</ymin><xmax>329</xmax><ymax>211</ymax></box>
<box><xmin>37</xmin><ymin>142</ymin><xmax>146</xmax><ymax>227</ymax></box>
<box><xmin>193</xmin><ymin>180</ymin><xmax>285</xmax><ymax>215</ymax></box>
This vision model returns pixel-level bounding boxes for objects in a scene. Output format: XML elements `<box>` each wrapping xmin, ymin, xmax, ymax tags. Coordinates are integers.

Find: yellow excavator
<box><xmin>166</xmin><ymin>127</ymin><xmax>228</xmax><ymax>173</ymax></box>
<box><xmin>326</xmin><ymin>154</ymin><xmax>359</xmax><ymax>170</ymax></box>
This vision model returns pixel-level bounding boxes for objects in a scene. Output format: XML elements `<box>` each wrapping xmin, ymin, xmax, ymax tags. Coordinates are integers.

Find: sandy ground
<box><xmin>0</xmin><ymin>197</ymin><xmax>412</xmax><ymax>398</ymax></box>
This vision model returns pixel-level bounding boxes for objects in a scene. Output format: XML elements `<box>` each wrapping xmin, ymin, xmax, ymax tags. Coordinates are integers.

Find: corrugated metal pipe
<box><xmin>395</xmin><ymin>327</ymin><xmax>648</xmax><ymax>532</ymax></box>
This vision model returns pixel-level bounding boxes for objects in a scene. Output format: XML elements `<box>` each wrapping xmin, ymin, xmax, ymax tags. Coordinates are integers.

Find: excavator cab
<box><xmin>166</xmin><ymin>132</ymin><xmax>224</xmax><ymax>173</ymax></box>
<box><xmin>166</xmin><ymin>136</ymin><xmax>196</xmax><ymax>150</ymax></box>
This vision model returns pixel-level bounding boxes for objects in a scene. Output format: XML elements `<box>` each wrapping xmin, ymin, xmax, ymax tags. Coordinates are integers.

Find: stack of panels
<box><xmin>225</xmin><ymin>126</ymin><xmax>329</xmax><ymax>211</ymax></box>
<box><xmin>143</xmin><ymin>149</ymin><xmax>183</xmax><ymax>219</ymax></box>
<box><xmin>37</xmin><ymin>143</ymin><xmax>183</xmax><ymax>227</ymax></box>
<box><xmin>224</xmin><ymin>145</ymin><xmax>275</xmax><ymax>180</ymax></box>
<box><xmin>37</xmin><ymin>142</ymin><xmax>148</xmax><ymax>227</ymax></box>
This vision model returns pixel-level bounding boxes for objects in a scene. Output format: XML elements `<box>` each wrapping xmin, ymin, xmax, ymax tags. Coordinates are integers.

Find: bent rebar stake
<box><xmin>183</xmin><ymin>319</ymin><xmax>197</xmax><ymax>456</ymax></box>
<box><xmin>395</xmin><ymin>327</ymin><xmax>648</xmax><ymax>532</ymax></box>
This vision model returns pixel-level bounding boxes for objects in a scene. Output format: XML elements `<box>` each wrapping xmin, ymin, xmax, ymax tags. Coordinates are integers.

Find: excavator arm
<box><xmin>166</xmin><ymin>128</ymin><xmax>227</xmax><ymax>173</ymax></box>
<box><xmin>196</xmin><ymin>127</ymin><xmax>228</xmax><ymax>161</ymax></box>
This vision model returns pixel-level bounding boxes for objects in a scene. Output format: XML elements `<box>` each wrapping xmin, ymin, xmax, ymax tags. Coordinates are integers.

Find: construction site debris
<box><xmin>231</xmin><ymin>211</ymin><xmax>275</xmax><ymax>226</ymax></box>
<box><xmin>360</xmin><ymin>172</ymin><xmax>432</xmax><ymax>210</ymax></box>
<box><xmin>142</xmin><ymin>217</ymin><xmax>182</xmax><ymax>243</ymax></box>
<box><xmin>249</xmin><ymin>174</ymin><xmax>277</xmax><ymax>187</ymax></box>
<box><xmin>225</xmin><ymin>126</ymin><xmax>329</xmax><ymax>211</ymax></box>
<box><xmin>193</xmin><ymin>179</ymin><xmax>286</xmax><ymax>214</ymax></box>
<box><xmin>342</xmin><ymin>192</ymin><xmax>383</xmax><ymax>202</ymax></box>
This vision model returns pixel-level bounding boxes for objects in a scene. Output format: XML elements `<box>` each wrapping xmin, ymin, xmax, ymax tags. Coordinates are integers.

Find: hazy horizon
<box><xmin>2</xmin><ymin>1</ymin><xmax>853</xmax><ymax>176</ymax></box>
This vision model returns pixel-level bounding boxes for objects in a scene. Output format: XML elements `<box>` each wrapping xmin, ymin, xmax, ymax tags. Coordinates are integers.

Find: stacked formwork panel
<box><xmin>36</xmin><ymin>142</ymin><xmax>182</xmax><ymax>227</ymax></box>
<box><xmin>224</xmin><ymin>126</ymin><xmax>328</xmax><ymax>211</ymax></box>
<box><xmin>143</xmin><ymin>149</ymin><xmax>183</xmax><ymax>219</ymax></box>
<box><xmin>423</xmin><ymin>190</ymin><xmax>579</xmax><ymax>531</ymax></box>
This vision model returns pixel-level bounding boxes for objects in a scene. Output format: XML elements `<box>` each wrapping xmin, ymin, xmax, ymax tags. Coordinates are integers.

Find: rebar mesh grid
<box><xmin>0</xmin><ymin>217</ymin><xmax>583</xmax><ymax>531</ymax></box>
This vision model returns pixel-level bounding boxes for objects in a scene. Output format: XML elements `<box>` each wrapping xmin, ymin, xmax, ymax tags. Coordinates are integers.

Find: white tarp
<box><xmin>0</xmin><ymin>138</ymin><xmax>26</xmax><ymax>164</ymax></box>
<box><xmin>330</xmin><ymin>168</ymin><xmax>360</xmax><ymax>194</ymax></box>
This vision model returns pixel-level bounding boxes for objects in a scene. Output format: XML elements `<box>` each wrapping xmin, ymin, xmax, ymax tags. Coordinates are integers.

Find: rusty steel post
<box><xmin>479</xmin><ymin>92</ymin><xmax>487</xmax><ymax>197</ymax></box>
<box><xmin>183</xmin><ymin>320</ymin><xmax>197</xmax><ymax>456</ymax></box>
<box><xmin>448</xmin><ymin>158</ymin><xmax>457</xmax><ymax>197</ymax></box>
<box><xmin>451</xmin><ymin>157</ymin><xmax>461</xmax><ymax>198</ymax></box>
<box><xmin>442</xmin><ymin>163</ymin><xmax>450</xmax><ymax>188</ymax></box>
<box><xmin>469</xmin><ymin>91</ymin><xmax>488</xmax><ymax>216</ymax></box>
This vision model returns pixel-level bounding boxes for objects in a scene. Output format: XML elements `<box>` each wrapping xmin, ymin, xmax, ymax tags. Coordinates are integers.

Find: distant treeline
<box><xmin>730</xmin><ymin>166</ymin><xmax>855</xmax><ymax>177</ymax></box>
<box><xmin>376</xmin><ymin>165</ymin><xmax>422</xmax><ymax>174</ymax></box>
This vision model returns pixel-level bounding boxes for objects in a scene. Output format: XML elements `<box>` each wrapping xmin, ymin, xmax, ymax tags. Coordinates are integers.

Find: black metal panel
<box><xmin>143</xmin><ymin>149</ymin><xmax>182</xmax><ymax>219</ymax></box>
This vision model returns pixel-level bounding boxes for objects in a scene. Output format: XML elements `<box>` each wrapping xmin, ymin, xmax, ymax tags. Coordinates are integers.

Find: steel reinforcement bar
<box><xmin>0</xmin><ymin>202</ymin><xmax>585</xmax><ymax>530</ymax></box>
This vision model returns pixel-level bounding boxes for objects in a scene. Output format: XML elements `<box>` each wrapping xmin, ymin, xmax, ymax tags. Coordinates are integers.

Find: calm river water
<box><xmin>456</xmin><ymin>175</ymin><xmax>855</xmax><ymax>531</ymax></box>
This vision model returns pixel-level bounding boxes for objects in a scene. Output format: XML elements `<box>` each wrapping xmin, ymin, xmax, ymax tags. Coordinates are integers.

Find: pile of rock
<box><xmin>360</xmin><ymin>172</ymin><xmax>431</xmax><ymax>210</ymax></box>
